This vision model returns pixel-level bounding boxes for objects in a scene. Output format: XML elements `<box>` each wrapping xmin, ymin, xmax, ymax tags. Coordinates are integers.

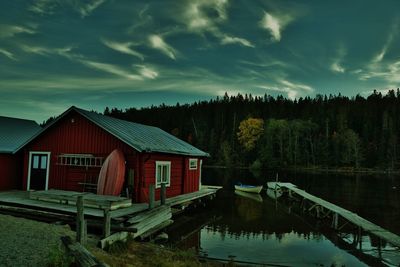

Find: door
<box><xmin>29</xmin><ymin>153</ymin><xmax>49</xmax><ymax>190</ymax></box>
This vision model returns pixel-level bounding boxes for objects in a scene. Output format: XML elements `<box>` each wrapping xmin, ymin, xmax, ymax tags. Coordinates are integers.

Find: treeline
<box><xmin>104</xmin><ymin>89</ymin><xmax>400</xmax><ymax>170</ymax></box>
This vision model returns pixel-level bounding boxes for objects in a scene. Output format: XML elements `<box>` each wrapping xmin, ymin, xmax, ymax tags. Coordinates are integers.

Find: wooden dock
<box><xmin>0</xmin><ymin>186</ymin><xmax>220</xmax><ymax>248</ymax></box>
<box><xmin>273</xmin><ymin>182</ymin><xmax>400</xmax><ymax>248</ymax></box>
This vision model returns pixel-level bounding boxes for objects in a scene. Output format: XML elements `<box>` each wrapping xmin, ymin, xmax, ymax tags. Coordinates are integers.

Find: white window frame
<box><xmin>189</xmin><ymin>158</ymin><xmax>198</xmax><ymax>170</ymax></box>
<box><xmin>155</xmin><ymin>161</ymin><xmax>171</xmax><ymax>188</ymax></box>
<box><xmin>27</xmin><ymin>151</ymin><xmax>51</xmax><ymax>191</ymax></box>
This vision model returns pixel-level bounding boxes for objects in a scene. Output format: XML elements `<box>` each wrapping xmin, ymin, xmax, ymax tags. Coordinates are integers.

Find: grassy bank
<box><xmin>88</xmin><ymin>240</ymin><xmax>223</xmax><ymax>267</ymax></box>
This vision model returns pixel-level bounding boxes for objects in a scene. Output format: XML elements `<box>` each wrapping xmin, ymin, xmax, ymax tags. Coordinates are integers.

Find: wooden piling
<box><xmin>103</xmin><ymin>208</ymin><xmax>111</xmax><ymax>238</ymax></box>
<box><xmin>76</xmin><ymin>196</ymin><xmax>86</xmax><ymax>244</ymax></box>
<box><xmin>149</xmin><ymin>184</ymin><xmax>155</xmax><ymax>210</ymax></box>
<box><xmin>161</xmin><ymin>182</ymin><xmax>166</xmax><ymax>205</ymax></box>
<box><xmin>333</xmin><ymin>213</ymin><xmax>339</xmax><ymax>229</ymax></box>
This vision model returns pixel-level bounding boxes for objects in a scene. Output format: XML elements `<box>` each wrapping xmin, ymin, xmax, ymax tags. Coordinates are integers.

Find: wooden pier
<box><xmin>273</xmin><ymin>182</ymin><xmax>400</xmax><ymax>249</ymax></box>
<box><xmin>0</xmin><ymin>185</ymin><xmax>220</xmax><ymax>248</ymax></box>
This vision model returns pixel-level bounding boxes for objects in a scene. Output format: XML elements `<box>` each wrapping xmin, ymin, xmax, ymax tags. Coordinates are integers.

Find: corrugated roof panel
<box><xmin>0</xmin><ymin>116</ymin><xmax>41</xmax><ymax>153</ymax></box>
<box><xmin>76</xmin><ymin>108</ymin><xmax>209</xmax><ymax>157</ymax></box>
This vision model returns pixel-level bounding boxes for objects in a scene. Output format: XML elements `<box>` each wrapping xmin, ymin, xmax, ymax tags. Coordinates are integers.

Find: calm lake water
<box><xmin>166</xmin><ymin>168</ymin><xmax>400</xmax><ymax>267</ymax></box>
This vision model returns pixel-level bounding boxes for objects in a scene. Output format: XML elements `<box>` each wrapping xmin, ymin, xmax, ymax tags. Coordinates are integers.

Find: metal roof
<box><xmin>75</xmin><ymin>107</ymin><xmax>209</xmax><ymax>157</ymax></box>
<box><xmin>0</xmin><ymin>116</ymin><xmax>41</xmax><ymax>153</ymax></box>
<box><xmin>15</xmin><ymin>106</ymin><xmax>209</xmax><ymax>157</ymax></box>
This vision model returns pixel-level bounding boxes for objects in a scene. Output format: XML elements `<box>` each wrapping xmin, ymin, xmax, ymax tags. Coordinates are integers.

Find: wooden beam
<box><xmin>139</xmin><ymin>219</ymin><xmax>173</xmax><ymax>240</ymax></box>
<box><xmin>62</xmin><ymin>236</ymin><xmax>109</xmax><ymax>267</ymax></box>
<box><xmin>125</xmin><ymin>205</ymin><xmax>170</xmax><ymax>225</ymax></box>
<box><xmin>99</xmin><ymin>232</ymin><xmax>129</xmax><ymax>249</ymax></box>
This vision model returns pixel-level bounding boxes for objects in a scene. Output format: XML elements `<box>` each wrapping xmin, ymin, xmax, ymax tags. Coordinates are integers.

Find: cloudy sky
<box><xmin>1</xmin><ymin>0</ymin><xmax>400</xmax><ymax>122</ymax></box>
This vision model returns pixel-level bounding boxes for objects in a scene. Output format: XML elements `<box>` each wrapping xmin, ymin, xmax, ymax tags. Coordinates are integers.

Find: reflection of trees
<box><xmin>205</xmin><ymin>193</ymin><xmax>315</xmax><ymax>240</ymax></box>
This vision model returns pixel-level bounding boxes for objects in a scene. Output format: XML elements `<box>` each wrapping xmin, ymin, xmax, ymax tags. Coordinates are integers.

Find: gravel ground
<box><xmin>0</xmin><ymin>214</ymin><xmax>74</xmax><ymax>267</ymax></box>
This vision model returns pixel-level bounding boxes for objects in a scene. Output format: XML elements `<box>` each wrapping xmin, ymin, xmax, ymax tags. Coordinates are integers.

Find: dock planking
<box><xmin>29</xmin><ymin>189</ymin><xmax>132</xmax><ymax>210</ymax></box>
<box><xmin>0</xmin><ymin>186</ymin><xmax>219</xmax><ymax>219</ymax></box>
<box><xmin>275</xmin><ymin>182</ymin><xmax>400</xmax><ymax>248</ymax></box>
<box><xmin>0</xmin><ymin>186</ymin><xmax>220</xmax><ymax>247</ymax></box>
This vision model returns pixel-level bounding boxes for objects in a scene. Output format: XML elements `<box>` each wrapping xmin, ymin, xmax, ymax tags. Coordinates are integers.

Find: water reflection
<box><xmin>167</xmin><ymin>168</ymin><xmax>400</xmax><ymax>266</ymax></box>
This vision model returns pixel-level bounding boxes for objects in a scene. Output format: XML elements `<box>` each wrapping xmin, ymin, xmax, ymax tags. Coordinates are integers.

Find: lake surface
<box><xmin>166</xmin><ymin>168</ymin><xmax>400</xmax><ymax>266</ymax></box>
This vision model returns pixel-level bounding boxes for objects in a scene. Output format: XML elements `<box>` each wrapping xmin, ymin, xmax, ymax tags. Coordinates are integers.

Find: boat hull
<box><xmin>97</xmin><ymin>149</ymin><xmax>126</xmax><ymax>196</ymax></box>
<box><xmin>234</xmin><ymin>185</ymin><xmax>263</xmax><ymax>194</ymax></box>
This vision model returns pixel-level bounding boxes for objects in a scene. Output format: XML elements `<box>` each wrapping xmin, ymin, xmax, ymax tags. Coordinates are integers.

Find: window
<box><xmin>155</xmin><ymin>161</ymin><xmax>171</xmax><ymax>188</ymax></box>
<box><xmin>40</xmin><ymin>155</ymin><xmax>47</xmax><ymax>169</ymax></box>
<box><xmin>189</xmin><ymin>159</ymin><xmax>198</xmax><ymax>170</ymax></box>
<box><xmin>32</xmin><ymin>155</ymin><xmax>39</xmax><ymax>169</ymax></box>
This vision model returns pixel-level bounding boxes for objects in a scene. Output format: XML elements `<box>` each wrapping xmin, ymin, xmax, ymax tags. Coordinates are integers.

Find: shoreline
<box><xmin>204</xmin><ymin>164</ymin><xmax>400</xmax><ymax>175</ymax></box>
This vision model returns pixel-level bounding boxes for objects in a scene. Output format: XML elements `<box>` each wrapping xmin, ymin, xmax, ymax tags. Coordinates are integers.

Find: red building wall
<box><xmin>20</xmin><ymin>110</ymin><xmax>202</xmax><ymax>203</ymax></box>
<box><xmin>22</xmin><ymin>110</ymin><xmax>137</xmax><ymax>192</ymax></box>
<box><xmin>138</xmin><ymin>154</ymin><xmax>200</xmax><ymax>203</ymax></box>
<box><xmin>183</xmin><ymin>158</ymin><xmax>200</xmax><ymax>194</ymax></box>
<box><xmin>0</xmin><ymin>153</ymin><xmax>22</xmax><ymax>191</ymax></box>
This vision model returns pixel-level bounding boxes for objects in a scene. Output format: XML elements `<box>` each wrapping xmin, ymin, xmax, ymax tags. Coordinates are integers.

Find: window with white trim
<box><xmin>189</xmin><ymin>158</ymin><xmax>198</xmax><ymax>170</ymax></box>
<box><xmin>155</xmin><ymin>161</ymin><xmax>171</xmax><ymax>188</ymax></box>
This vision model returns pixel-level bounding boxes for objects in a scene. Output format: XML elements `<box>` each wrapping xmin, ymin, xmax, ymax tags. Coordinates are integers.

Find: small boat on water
<box><xmin>234</xmin><ymin>184</ymin><xmax>263</xmax><ymax>194</ymax></box>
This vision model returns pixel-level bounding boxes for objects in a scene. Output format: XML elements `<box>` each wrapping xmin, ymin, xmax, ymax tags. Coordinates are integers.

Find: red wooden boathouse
<box><xmin>16</xmin><ymin>106</ymin><xmax>209</xmax><ymax>203</ymax></box>
<box><xmin>0</xmin><ymin>116</ymin><xmax>40</xmax><ymax>191</ymax></box>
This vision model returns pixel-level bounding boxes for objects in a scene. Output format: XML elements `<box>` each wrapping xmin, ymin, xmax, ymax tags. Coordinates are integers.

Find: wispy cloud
<box><xmin>136</xmin><ymin>65</ymin><xmax>158</xmax><ymax>79</ymax></box>
<box><xmin>330</xmin><ymin>45</ymin><xmax>346</xmax><ymax>73</ymax></box>
<box><xmin>79</xmin><ymin>60</ymin><xmax>143</xmax><ymax>80</ymax></box>
<box><xmin>220</xmin><ymin>34</ymin><xmax>254</xmax><ymax>47</ymax></box>
<box><xmin>258</xmin><ymin>79</ymin><xmax>313</xmax><ymax>99</ymax></box>
<box><xmin>28</xmin><ymin>0</ymin><xmax>56</xmax><ymax>15</ymax></box>
<box><xmin>184</xmin><ymin>0</ymin><xmax>228</xmax><ymax>32</ymax></box>
<box><xmin>20</xmin><ymin>44</ymin><xmax>74</xmax><ymax>58</ymax></box>
<box><xmin>0</xmin><ymin>48</ymin><xmax>16</xmax><ymax>60</ymax></box>
<box><xmin>149</xmin><ymin>35</ymin><xmax>177</xmax><ymax>60</ymax></box>
<box><xmin>28</xmin><ymin>0</ymin><xmax>106</xmax><ymax>17</ymax></box>
<box><xmin>0</xmin><ymin>24</ymin><xmax>36</xmax><ymax>38</ymax></box>
<box><xmin>180</xmin><ymin>0</ymin><xmax>253</xmax><ymax>47</ymax></box>
<box><xmin>373</xmin><ymin>21</ymin><xmax>398</xmax><ymax>63</ymax></box>
<box><xmin>331</xmin><ymin>62</ymin><xmax>345</xmax><ymax>73</ymax></box>
<box><xmin>356</xmin><ymin>21</ymin><xmax>400</xmax><ymax>85</ymax></box>
<box><xmin>78</xmin><ymin>0</ymin><xmax>107</xmax><ymax>18</ymax></box>
<box><xmin>260</xmin><ymin>12</ymin><xmax>294</xmax><ymax>42</ymax></box>
<box><xmin>18</xmin><ymin>42</ymin><xmax>158</xmax><ymax>81</ymax></box>
<box><xmin>102</xmin><ymin>39</ymin><xmax>144</xmax><ymax>60</ymax></box>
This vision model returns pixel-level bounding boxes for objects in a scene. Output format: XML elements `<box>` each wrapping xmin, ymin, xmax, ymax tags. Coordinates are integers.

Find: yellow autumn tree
<box><xmin>237</xmin><ymin>118</ymin><xmax>264</xmax><ymax>151</ymax></box>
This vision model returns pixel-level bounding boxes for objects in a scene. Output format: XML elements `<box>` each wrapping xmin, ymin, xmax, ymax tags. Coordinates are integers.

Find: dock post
<box><xmin>161</xmin><ymin>182</ymin><xmax>166</xmax><ymax>205</ymax></box>
<box><xmin>332</xmin><ymin>213</ymin><xmax>338</xmax><ymax>229</ymax></box>
<box><xmin>103</xmin><ymin>208</ymin><xmax>111</xmax><ymax>238</ymax></box>
<box><xmin>149</xmin><ymin>184</ymin><xmax>155</xmax><ymax>210</ymax></box>
<box><xmin>76</xmin><ymin>196</ymin><xmax>86</xmax><ymax>244</ymax></box>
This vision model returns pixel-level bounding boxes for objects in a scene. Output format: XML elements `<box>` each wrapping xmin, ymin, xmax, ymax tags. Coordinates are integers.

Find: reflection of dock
<box><xmin>275</xmin><ymin>182</ymin><xmax>400</xmax><ymax>248</ymax></box>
